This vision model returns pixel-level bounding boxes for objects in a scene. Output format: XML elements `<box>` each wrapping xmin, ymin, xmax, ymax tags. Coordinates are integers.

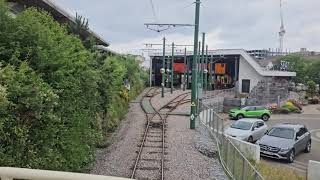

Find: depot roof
<box><xmin>150</xmin><ymin>49</ymin><xmax>296</xmax><ymax>77</ymax></box>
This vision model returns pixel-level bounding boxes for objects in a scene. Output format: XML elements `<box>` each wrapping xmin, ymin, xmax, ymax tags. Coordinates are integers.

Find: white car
<box><xmin>225</xmin><ymin>119</ymin><xmax>268</xmax><ymax>143</ymax></box>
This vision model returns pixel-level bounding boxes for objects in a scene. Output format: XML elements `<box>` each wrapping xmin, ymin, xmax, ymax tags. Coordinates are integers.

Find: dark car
<box><xmin>256</xmin><ymin>123</ymin><xmax>311</xmax><ymax>163</ymax></box>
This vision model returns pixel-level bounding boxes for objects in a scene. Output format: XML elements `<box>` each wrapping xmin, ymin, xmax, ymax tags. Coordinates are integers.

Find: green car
<box><xmin>229</xmin><ymin>106</ymin><xmax>271</xmax><ymax>121</ymax></box>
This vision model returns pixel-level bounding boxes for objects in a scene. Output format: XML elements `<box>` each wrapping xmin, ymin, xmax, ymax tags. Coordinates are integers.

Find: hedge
<box><xmin>0</xmin><ymin>0</ymin><xmax>147</xmax><ymax>172</ymax></box>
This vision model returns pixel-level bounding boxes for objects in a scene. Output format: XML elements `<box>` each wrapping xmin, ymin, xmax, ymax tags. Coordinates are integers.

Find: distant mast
<box><xmin>279</xmin><ymin>0</ymin><xmax>286</xmax><ymax>54</ymax></box>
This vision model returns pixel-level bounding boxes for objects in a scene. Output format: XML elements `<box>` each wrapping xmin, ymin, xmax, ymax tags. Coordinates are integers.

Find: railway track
<box><xmin>131</xmin><ymin>88</ymin><xmax>190</xmax><ymax>180</ymax></box>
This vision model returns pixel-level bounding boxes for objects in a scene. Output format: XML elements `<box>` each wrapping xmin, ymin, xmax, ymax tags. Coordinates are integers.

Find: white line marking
<box><xmin>310</xmin><ymin>129</ymin><xmax>320</xmax><ymax>143</ymax></box>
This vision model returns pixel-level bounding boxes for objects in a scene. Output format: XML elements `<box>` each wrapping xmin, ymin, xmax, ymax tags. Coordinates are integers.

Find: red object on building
<box><xmin>173</xmin><ymin>63</ymin><xmax>185</xmax><ymax>73</ymax></box>
<box><xmin>215</xmin><ymin>63</ymin><xmax>227</xmax><ymax>74</ymax></box>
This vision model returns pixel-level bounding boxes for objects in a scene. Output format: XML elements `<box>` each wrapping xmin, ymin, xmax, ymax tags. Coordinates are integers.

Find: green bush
<box><xmin>0</xmin><ymin>0</ymin><xmax>147</xmax><ymax>172</ymax></box>
<box><xmin>281</xmin><ymin>105</ymin><xmax>301</xmax><ymax>113</ymax></box>
<box><xmin>272</xmin><ymin>107</ymin><xmax>290</xmax><ymax>114</ymax></box>
<box><xmin>257</xmin><ymin>161</ymin><xmax>305</xmax><ymax>180</ymax></box>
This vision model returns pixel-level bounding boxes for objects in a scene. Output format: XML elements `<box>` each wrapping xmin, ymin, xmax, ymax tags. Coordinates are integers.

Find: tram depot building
<box><xmin>150</xmin><ymin>49</ymin><xmax>296</xmax><ymax>105</ymax></box>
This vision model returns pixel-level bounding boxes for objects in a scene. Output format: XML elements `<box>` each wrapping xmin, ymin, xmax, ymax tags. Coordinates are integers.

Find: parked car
<box><xmin>229</xmin><ymin>106</ymin><xmax>271</xmax><ymax>121</ymax></box>
<box><xmin>225</xmin><ymin>119</ymin><xmax>268</xmax><ymax>143</ymax></box>
<box><xmin>256</xmin><ymin>123</ymin><xmax>311</xmax><ymax>163</ymax></box>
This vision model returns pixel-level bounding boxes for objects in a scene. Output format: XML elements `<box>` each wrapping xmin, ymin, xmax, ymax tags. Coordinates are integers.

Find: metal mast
<box><xmin>279</xmin><ymin>0</ymin><xmax>286</xmax><ymax>54</ymax></box>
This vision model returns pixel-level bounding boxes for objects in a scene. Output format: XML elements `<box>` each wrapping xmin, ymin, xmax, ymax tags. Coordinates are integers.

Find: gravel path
<box><xmin>91</xmin><ymin>89</ymin><xmax>227</xmax><ymax>180</ymax></box>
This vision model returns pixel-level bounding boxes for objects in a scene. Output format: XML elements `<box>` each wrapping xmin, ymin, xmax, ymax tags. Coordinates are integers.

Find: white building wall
<box><xmin>238</xmin><ymin>56</ymin><xmax>263</xmax><ymax>93</ymax></box>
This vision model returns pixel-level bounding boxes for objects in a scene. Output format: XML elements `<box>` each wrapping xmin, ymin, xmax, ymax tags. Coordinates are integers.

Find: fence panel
<box><xmin>198</xmin><ymin>102</ymin><xmax>264</xmax><ymax>180</ymax></box>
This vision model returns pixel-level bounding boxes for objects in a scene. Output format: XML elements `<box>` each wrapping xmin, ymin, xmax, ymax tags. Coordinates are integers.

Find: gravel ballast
<box><xmin>164</xmin><ymin>108</ymin><xmax>227</xmax><ymax>180</ymax></box>
<box><xmin>91</xmin><ymin>89</ymin><xmax>227</xmax><ymax>180</ymax></box>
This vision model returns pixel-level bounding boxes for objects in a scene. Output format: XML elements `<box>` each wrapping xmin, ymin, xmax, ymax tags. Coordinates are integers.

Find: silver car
<box><xmin>256</xmin><ymin>123</ymin><xmax>311</xmax><ymax>163</ymax></box>
<box><xmin>225</xmin><ymin>119</ymin><xmax>268</xmax><ymax>143</ymax></box>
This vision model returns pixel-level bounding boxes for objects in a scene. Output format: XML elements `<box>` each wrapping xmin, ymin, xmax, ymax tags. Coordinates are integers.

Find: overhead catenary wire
<box><xmin>149</xmin><ymin>0</ymin><xmax>158</xmax><ymax>22</ymax></box>
<box><xmin>144</xmin><ymin>0</ymin><xmax>197</xmax><ymax>32</ymax></box>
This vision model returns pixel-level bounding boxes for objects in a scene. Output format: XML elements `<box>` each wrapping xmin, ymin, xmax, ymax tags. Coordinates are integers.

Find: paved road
<box><xmin>224</xmin><ymin>105</ymin><xmax>320</xmax><ymax>174</ymax></box>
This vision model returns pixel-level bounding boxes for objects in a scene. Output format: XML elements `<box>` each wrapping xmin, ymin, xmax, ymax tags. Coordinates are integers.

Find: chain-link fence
<box><xmin>199</xmin><ymin>103</ymin><xmax>264</xmax><ymax>180</ymax></box>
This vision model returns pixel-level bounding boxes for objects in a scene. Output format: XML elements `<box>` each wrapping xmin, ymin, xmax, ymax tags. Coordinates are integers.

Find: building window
<box><xmin>242</xmin><ymin>79</ymin><xmax>250</xmax><ymax>93</ymax></box>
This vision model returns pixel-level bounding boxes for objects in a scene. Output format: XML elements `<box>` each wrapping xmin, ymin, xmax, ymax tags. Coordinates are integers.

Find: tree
<box><xmin>307</xmin><ymin>80</ymin><xmax>317</xmax><ymax>97</ymax></box>
<box><xmin>278</xmin><ymin>55</ymin><xmax>310</xmax><ymax>83</ymax></box>
<box><xmin>68</xmin><ymin>13</ymin><xmax>95</xmax><ymax>49</ymax></box>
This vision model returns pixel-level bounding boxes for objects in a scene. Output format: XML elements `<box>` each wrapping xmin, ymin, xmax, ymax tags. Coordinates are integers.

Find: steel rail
<box><xmin>131</xmin><ymin>88</ymin><xmax>156</xmax><ymax>179</ymax></box>
<box><xmin>131</xmin><ymin>87</ymin><xmax>166</xmax><ymax>180</ymax></box>
<box><xmin>132</xmin><ymin>89</ymin><xmax>190</xmax><ymax>180</ymax></box>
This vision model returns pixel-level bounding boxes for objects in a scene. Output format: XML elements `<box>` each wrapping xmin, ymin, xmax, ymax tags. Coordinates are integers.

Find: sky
<box><xmin>50</xmin><ymin>0</ymin><xmax>320</xmax><ymax>55</ymax></box>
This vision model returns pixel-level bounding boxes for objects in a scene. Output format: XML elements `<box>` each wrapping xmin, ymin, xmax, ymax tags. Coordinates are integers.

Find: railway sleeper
<box><xmin>145</xmin><ymin>151</ymin><xmax>168</xmax><ymax>155</ymax></box>
<box><xmin>146</xmin><ymin>135</ymin><xmax>167</xmax><ymax>138</ymax></box>
<box><xmin>148</xmin><ymin>122</ymin><xmax>163</xmax><ymax>128</ymax></box>
<box><xmin>137</xmin><ymin>145</ymin><xmax>168</xmax><ymax>148</ymax></box>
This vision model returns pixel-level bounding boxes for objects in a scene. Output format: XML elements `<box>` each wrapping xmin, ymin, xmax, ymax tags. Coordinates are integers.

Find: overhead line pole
<box><xmin>200</xmin><ymin>32</ymin><xmax>205</xmax><ymax>101</ymax></box>
<box><xmin>186</xmin><ymin>55</ymin><xmax>190</xmax><ymax>89</ymax></box>
<box><xmin>204</xmin><ymin>45</ymin><xmax>208</xmax><ymax>92</ymax></box>
<box><xmin>166</xmin><ymin>54</ymin><xmax>170</xmax><ymax>88</ymax></box>
<box><xmin>171</xmin><ymin>42</ymin><xmax>174</xmax><ymax>94</ymax></box>
<box><xmin>209</xmin><ymin>55</ymin><xmax>213</xmax><ymax>90</ymax></box>
<box><xmin>183</xmin><ymin>47</ymin><xmax>187</xmax><ymax>91</ymax></box>
<box><xmin>201</xmin><ymin>33</ymin><xmax>205</xmax><ymax>89</ymax></box>
<box><xmin>190</xmin><ymin>0</ymin><xmax>201</xmax><ymax>129</ymax></box>
<box><xmin>196</xmin><ymin>41</ymin><xmax>201</xmax><ymax>114</ymax></box>
<box><xmin>197</xmin><ymin>41</ymin><xmax>201</xmax><ymax>114</ymax></box>
<box><xmin>161</xmin><ymin>37</ymin><xmax>166</xmax><ymax>98</ymax></box>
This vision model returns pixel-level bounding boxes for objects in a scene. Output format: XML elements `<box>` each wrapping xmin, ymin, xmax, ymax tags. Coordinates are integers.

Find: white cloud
<box><xmin>52</xmin><ymin>0</ymin><xmax>320</xmax><ymax>52</ymax></box>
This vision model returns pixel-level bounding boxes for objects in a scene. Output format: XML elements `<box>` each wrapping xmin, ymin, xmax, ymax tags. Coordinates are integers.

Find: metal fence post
<box><xmin>232</xmin><ymin>147</ymin><xmax>236</xmax><ymax>178</ymax></box>
<box><xmin>241</xmin><ymin>156</ymin><xmax>246</xmax><ymax>180</ymax></box>
<box><xmin>209</xmin><ymin>109</ymin><xmax>212</xmax><ymax>127</ymax></box>
<box><xmin>209</xmin><ymin>109</ymin><xmax>212</xmax><ymax>128</ymax></box>
<box><xmin>206</xmin><ymin>108</ymin><xmax>209</xmax><ymax>126</ymax></box>
<box><xmin>254</xmin><ymin>171</ymin><xmax>258</xmax><ymax>180</ymax></box>
<box><xmin>216</xmin><ymin>113</ymin><xmax>220</xmax><ymax>134</ymax></box>
<box><xmin>225</xmin><ymin>139</ymin><xmax>229</xmax><ymax>169</ymax></box>
<box><xmin>201</xmin><ymin>108</ymin><xmax>204</xmax><ymax>124</ymax></box>
<box><xmin>221</xmin><ymin>117</ymin><xmax>224</xmax><ymax>134</ymax></box>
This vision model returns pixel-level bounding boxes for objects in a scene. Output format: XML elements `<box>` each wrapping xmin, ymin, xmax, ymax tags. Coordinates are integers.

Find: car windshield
<box><xmin>230</xmin><ymin>121</ymin><xmax>252</xmax><ymax>130</ymax></box>
<box><xmin>268</xmin><ymin>127</ymin><xmax>295</xmax><ymax>139</ymax></box>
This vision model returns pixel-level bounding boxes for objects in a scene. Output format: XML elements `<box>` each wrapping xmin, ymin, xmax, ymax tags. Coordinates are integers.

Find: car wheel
<box><xmin>261</xmin><ymin>114</ymin><xmax>270</xmax><ymax>121</ymax></box>
<box><xmin>237</xmin><ymin>114</ymin><xmax>244</xmax><ymax>120</ymax></box>
<box><xmin>248</xmin><ymin>136</ymin><xmax>254</xmax><ymax>143</ymax></box>
<box><xmin>287</xmin><ymin>149</ymin><xmax>295</xmax><ymax>163</ymax></box>
<box><xmin>304</xmin><ymin>140</ymin><xmax>311</xmax><ymax>153</ymax></box>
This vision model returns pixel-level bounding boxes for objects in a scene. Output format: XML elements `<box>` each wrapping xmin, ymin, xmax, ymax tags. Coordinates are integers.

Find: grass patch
<box><xmin>256</xmin><ymin>161</ymin><xmax>306</xmax><ymax>180</ymax></box>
